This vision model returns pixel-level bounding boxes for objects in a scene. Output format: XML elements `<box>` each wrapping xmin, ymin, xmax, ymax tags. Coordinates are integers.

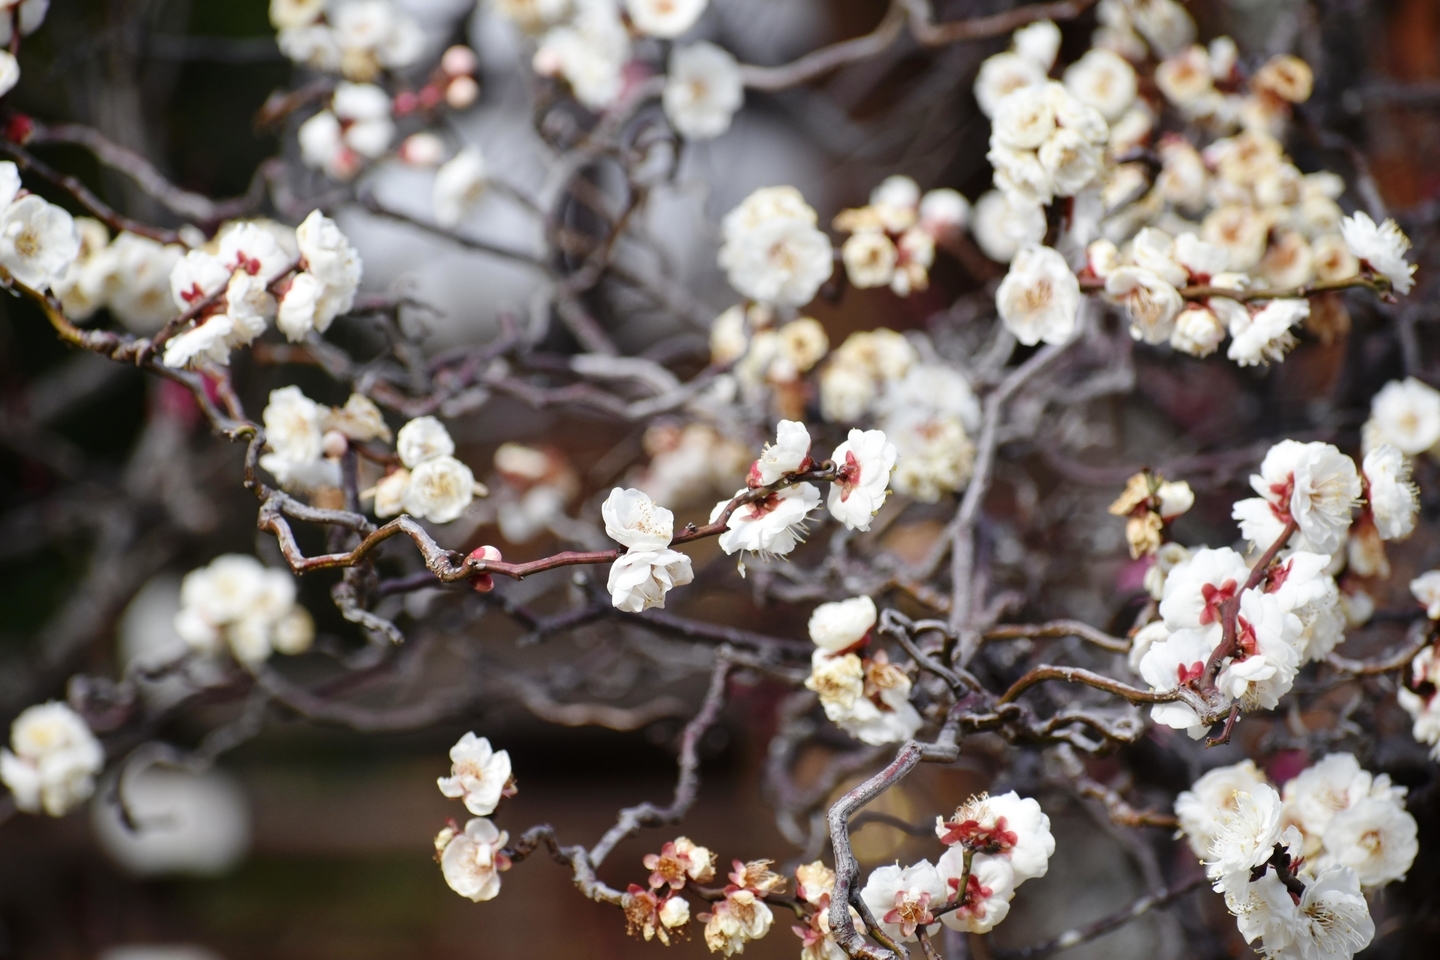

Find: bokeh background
<box><xmin>5</xmin><ymin>1</ymin><xmax>1440</xmax><ymax>958</ymax></box>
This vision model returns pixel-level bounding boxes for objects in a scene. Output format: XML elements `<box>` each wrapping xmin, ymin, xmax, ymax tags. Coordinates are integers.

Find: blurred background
<box><xmin>5</xmin><ymin>0</ymin><xmax>1440</xmax><ymax>958</ymax></box>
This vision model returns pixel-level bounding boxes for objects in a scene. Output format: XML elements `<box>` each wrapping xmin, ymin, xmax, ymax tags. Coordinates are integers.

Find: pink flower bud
<box><xmin>468</xmin><ymin>545</ymin><xmax>502</xmax><ymax>593</ymax></box>
<box><xmin>393</xmin><ymin>90</ymin><xmax>420</xmax><ymax>115</ymax></box>
<box><xmin>441</xmin><ymin>45</ymin><xmax>478</xmax><ymax>78</ymax></box>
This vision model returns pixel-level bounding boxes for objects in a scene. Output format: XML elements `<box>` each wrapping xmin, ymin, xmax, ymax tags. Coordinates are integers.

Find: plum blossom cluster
<box><xmin>435</xmin><ymin>733</ymin><xmax>516</xmax><ymax>902</ymax></box>
<box><xmin>718</xmin><ymin>187</ymin><xmax>834</xmax><ymax>308</ymax></box>
<box><xmin>858</xmin><ymin>791</ymin><xmax>1054</xmax><ymax>944</ymax></box>
<box><xmin>163</xmin><ymin>211</ymin><xmax>361</xmax><ymax>368</ymax></box>
<box><xmin>602</xmin><ymin>487</ymin><xmax>694</xmax><ymax>612</ymax></box>
<box><xmin>0</xmin><ymin>702</ymin><xmax>104</xmax><ymax>817</ymax></box>
<box><xmin>1131</xmin><ymin>439</ymin><xmax>1419</xmax><ymax>737</ymax></box>
<box><xmin>710</xmin><ymin>305</ymin><xmax>829</xmax><ymax>416</ymax></box>
<box><xmin>173</xmin><ymin>554</ymin><xmax>315</xmax><ymax>666</ymax></box>
<box><xmin>699</xmin><ymin>858</ymin><xmax>786</xmax><ymax>954</ymax></box>
<box><xmin>804</xmin><ymin>596</ymin><xmax>921</xmax><ymax>746</ymax></box>
<box><xmin>834</xmin><ymin>176</ymin><xmax>968</xmax><ymax>297</ymax></box>
<box><xmin>613</xmin><ymin>833</ymin><xmax>792</xmax><ymax>954</ymax></box>
<box><xmin>708</xmin><ymin>419</ymin><xmax>897</xmax><ymax>559</ymax></box>
<box><xmin>370</xmin><ymin>416</ymin><xmax>487</xmax><ymax>524</ymax></box>
<box><xmin>55</xmin><ymin>221</ymin><xmax>182</xmax><ymax>333</ymax></box>
<box><xmin>260</xmin><ymin>387</ymin><xmax>391</xmax><ymax>491</ymax></box>
<box><xmin>1175</xmin><ymin>754</ymin><xmax>1416</xmax><ymax>960</ymax></box>
<box><xmin>271</xmin><ymin>0</ymin><xmax>424</xmax><ymax>81</ymax></box>
<box><xmin>624</xmin><ymin>837</ymin><xmax>714</xmax><ymax>946</ymax></box>
<box><xmin>818</xmin><ymin>331</ymin><xmax>982</xmax><ymax>502</ymax></box>
<box><xmin>500</xmin><ymin>0</ymin><xmax>723</xmax><ymax>118</ymax></box>
<box><xmin>1107</xmin><ymin>468</ymin><xmax>1194</xmax><ymax>558</ymax></box>
<box><xmin>968</xmin><ymin>10</ymin><xmax>1417</xmax><ymax>364</ymax></box>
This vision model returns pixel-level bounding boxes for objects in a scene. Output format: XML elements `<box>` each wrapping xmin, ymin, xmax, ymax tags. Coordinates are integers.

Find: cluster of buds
<box><xmin>395</xmin><ymin>45</ymin><xmax>481</xmax><ymax>118</ymax></box>
<box><xmin>1107</xmin><ymin>469</ymin><xmax>1195</xmax><ymax>558</ymax></box>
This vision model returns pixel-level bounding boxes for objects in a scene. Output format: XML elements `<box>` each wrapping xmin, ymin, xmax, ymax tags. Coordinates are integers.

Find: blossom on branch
<box><xmin>438</xmin><ymin>817</ymin><xmax>511</xmax><ymax>901</ymax></box>
<box><xmin>0</xmin><ymin>702</ymin><xmax>103</xmax><ymax>817</ymax></box>
<box><xmin>663</xmin><ymin>41</ymin><xmax>743</xmax><ymax>140</ymax></box>
<box><xmin>437</xmin><ymin>733</ymin><xmax>515</xmax><ymax>817</ymax></box>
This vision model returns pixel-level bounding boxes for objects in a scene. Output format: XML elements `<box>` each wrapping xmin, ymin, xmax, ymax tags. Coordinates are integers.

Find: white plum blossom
<box><xmin>712</xmin><ymin>483</ymin><xmax>820</xmax><ymax>556</ymax></box>
<box><xmin>1318</xmin><ymin>795</ymin><xmax>1418</xmax><ymax>888</ymax></box>
<box><xmin>935</xmin><ymin>850</ymin><xmax>1015</xmax><ymax>934</ymax></box>
<box><xmin>1205</xmin><ymin>783</ymin><xmax>1296</xmax><ymax>892</ymax></box>
<box><xmin>1175</xmin><ymin>760</ymin><xmax>1269</xmax><ymax>858</ymax></box>
<box><xmin>439</xmin><ymin>817</ymin><xmax>510</xmax><ymax>901</ymax></box>
<box><xmin>1363</xmin><ymin>444</ymin><xmax>1419</xmax><ymax>540</ymax></box>
<box><xmin>1365</xmin><ymin>377</ymin><xmax>1440</xmax><ymax>455</ymax></box>
<box><xmin>161</xmin><ymin>314</ymin><xmax>234</xmax><ymax>369</ymax></box>
<box><xmin>935</xmin><ymin>791</ymin><xmax>1055</xmax><ymax>884</ymax></box>
<box><xmin>175</xmin><ymin>554</ymin><xmax>313</xmax><ymax>665</ymax></box>
<box><xmin>625</xmin><ymin>0</ymin><xmax>705</xmax><ymax>39</ymax></box>
<box><xmin>1158</xmin><ymin>546</ymin><xmax>1249</xmax><ymax>633</ymax></box>
<box><xmin>663</xmin><ymin>42</ymin><xmax>743</xmax><ymax>140</ymax></box>
<box><xmin>533</xmin><ymin>0</ymin><xmax>631</xmax><ymax>110</ymax></box>
<box><xmin>807</xmin><ymin>596</ymin><xmax>876</xmax><ymax>652</ymax></box>
<box><xmin>167</xmin><ymin>246</ymin><xmax>225</xmax><ymax>307</ymax></box>
<box><xmin>1062</xmin><ymin>47</ymin><xmax>1137</xmax><ymax>120</ymax></box>
<box><xmin>1280</xmin><ymin>753</ymin><xmax>1401</xmax><ymax>843</ymax></box>
<box><xmin>973</xmin><ymin>52</ymin><xmax>1046</xmax><ymax>118</ymax></box>
<box><xmin>293</xmin><ymin>209</ymin><xmax>360</xmax><ymax>309</ymax></box>
<box><xmin>918</xmin><ymin>189</ymin><xmax>969</xmax><ymax>237</ymax></box>
<box><xmin>970</xmin><ymin>190</ymin><xmax>1046</xmax><ymax>263</ymax></box>
<box><xmin>1411</xmin><ymin>571</ymin><xmax>1440</xmax><ymax>619</ymax></box>
<box><xmin>718</xmin><ymin>187</ymin><xmax>833</xmax><ymax>307</ymax></box>
<box><xmin>1214</xmin><ymin>589</ymin><xmax>1301</xmax><ymax>709</ymax></box>
<box><xmin>1227</xmin><ymin>299</ymin><xmax>1309</xmax><ymax>367</ymax></box>
<box><xmin>0</xmin><ymin>194</ymin><xmax>80</xmax><ymax>292</ymax></box>
<box><xmin>859</xmin><ymin>861</ymin><xmax>945</xmax><ymax>942</ymax></box>
<box><xmin>1231</xmin><ymin>440</ymin><xmax>1361</xmax><ymax>554</ymax></box>
<box><xmin>995</xmin><ymin>244</ymin><xmax>1081</xmax><ymax>346</ymax></box>
<box><xmin>601</xmin><ymin>487</ymin><xmax>693</xmax><ymax>611</ymax></box>
<box><xmin>753</xmin><ymin>420</ymin><xmax>812</xmax><ymax>485</ymax></box>
<box><xmin>396</xmin><ymin>416</ymin><xmax>456</xmax><ymax>468</ymax></box>
<box><xmin>1011</xmin><ymin>19</ymin><xmax>1061</xmax><ymax>69</ymax></box>
<box><xmin>0</xmin><ymin>702</ymin><xmax>104</xmax><ymax>817</ymax></box>
<box><xmin>437</xmin><ymin>733</ymin><xmax>513</xmax><ymax>816</ymax></box>
<box><xmin>841</xmin><ymin>231</ymin><xmax>898</xmax><ymax>289</ymax></box>
<box><xmin>433</xmin><ymin>147</ymin><xmax>488</xmax><ymax>229</ymax></box>
<box><xmin>807</xmin><ymin>649</ymin><xmax>922</xmax><ymax>745</ymax></box>
<box><xmin>259</xmin><ymin>386</ymin><xmax>340</xmax><ymax>490</ymax></box>
<box><xmin>404</xmin><ymin>456</ymin><xmax>481</xmax><ymax>523</ymax></box>
<box><xmin>1106</xmin><ymin>267</ymin><xmax>1183</xmax><ymax>344</ymax></box>
<box><xmin>827</xmin><ymin>429</ymin><xmax>897</xmax><ymax>531</ymax></box>
<box><xmin>702</xmin><ymin>888</ymin><xmax>773</xmax><ymax>955</ymax></box>
<box><xmin>607</xmin><ymin>548</ymin><xmax>694</xmax><ymax>612</ymax></box>
<box><xmin>1340</xmin><ymin>211</ymin><xmax>1415</xmax><ymax>295</ymax></box>
<box><xmin>1228</xmin><ymin>865</ymin><xmax>1374</xmax><ymax>960</ymax></box>
<box><xmin>1138</xmin><ymin>627</ymin><xmax>1215</xmax><ymax>737</ymax></box>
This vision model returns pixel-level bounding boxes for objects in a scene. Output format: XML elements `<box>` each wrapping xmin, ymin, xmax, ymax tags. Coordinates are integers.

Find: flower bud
<box><xmin>322</xmin><ymin>429</ymin><xmax>348</xmax><ymax>459</ymax></box>
<box><xmin>446</xmin><ymin>76</ymin><xmax>480</xmax><ymax>110</ymax></box>
<box><xmin>441</xmin><ymin>45</ymin><xmax>478</xmax><ymax>77</ymax></box>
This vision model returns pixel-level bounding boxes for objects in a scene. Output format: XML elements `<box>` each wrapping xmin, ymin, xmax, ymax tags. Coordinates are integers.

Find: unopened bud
<box><xmin>441</xmin><ymin>45</ymin><xmax>478</xmax><ymax>78</ymax></box>
<box><xmin>468</xmin><ymin>545</ymin><xmax>502</xmax><ymax>593</ymax></box>
<box><xmin>399</xmin><ymin>132</ymin><xmax>446</xmax><ymax>167</ymax></box>
<box><xmin>446</xmin><ymin>75</ymin><xmax>480</xmax><ymax>110</ymax></box>
<box><xmin>322</xmin><ymin>429</ymin><xmax>348</xmax><ymax>459</ymax></box>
